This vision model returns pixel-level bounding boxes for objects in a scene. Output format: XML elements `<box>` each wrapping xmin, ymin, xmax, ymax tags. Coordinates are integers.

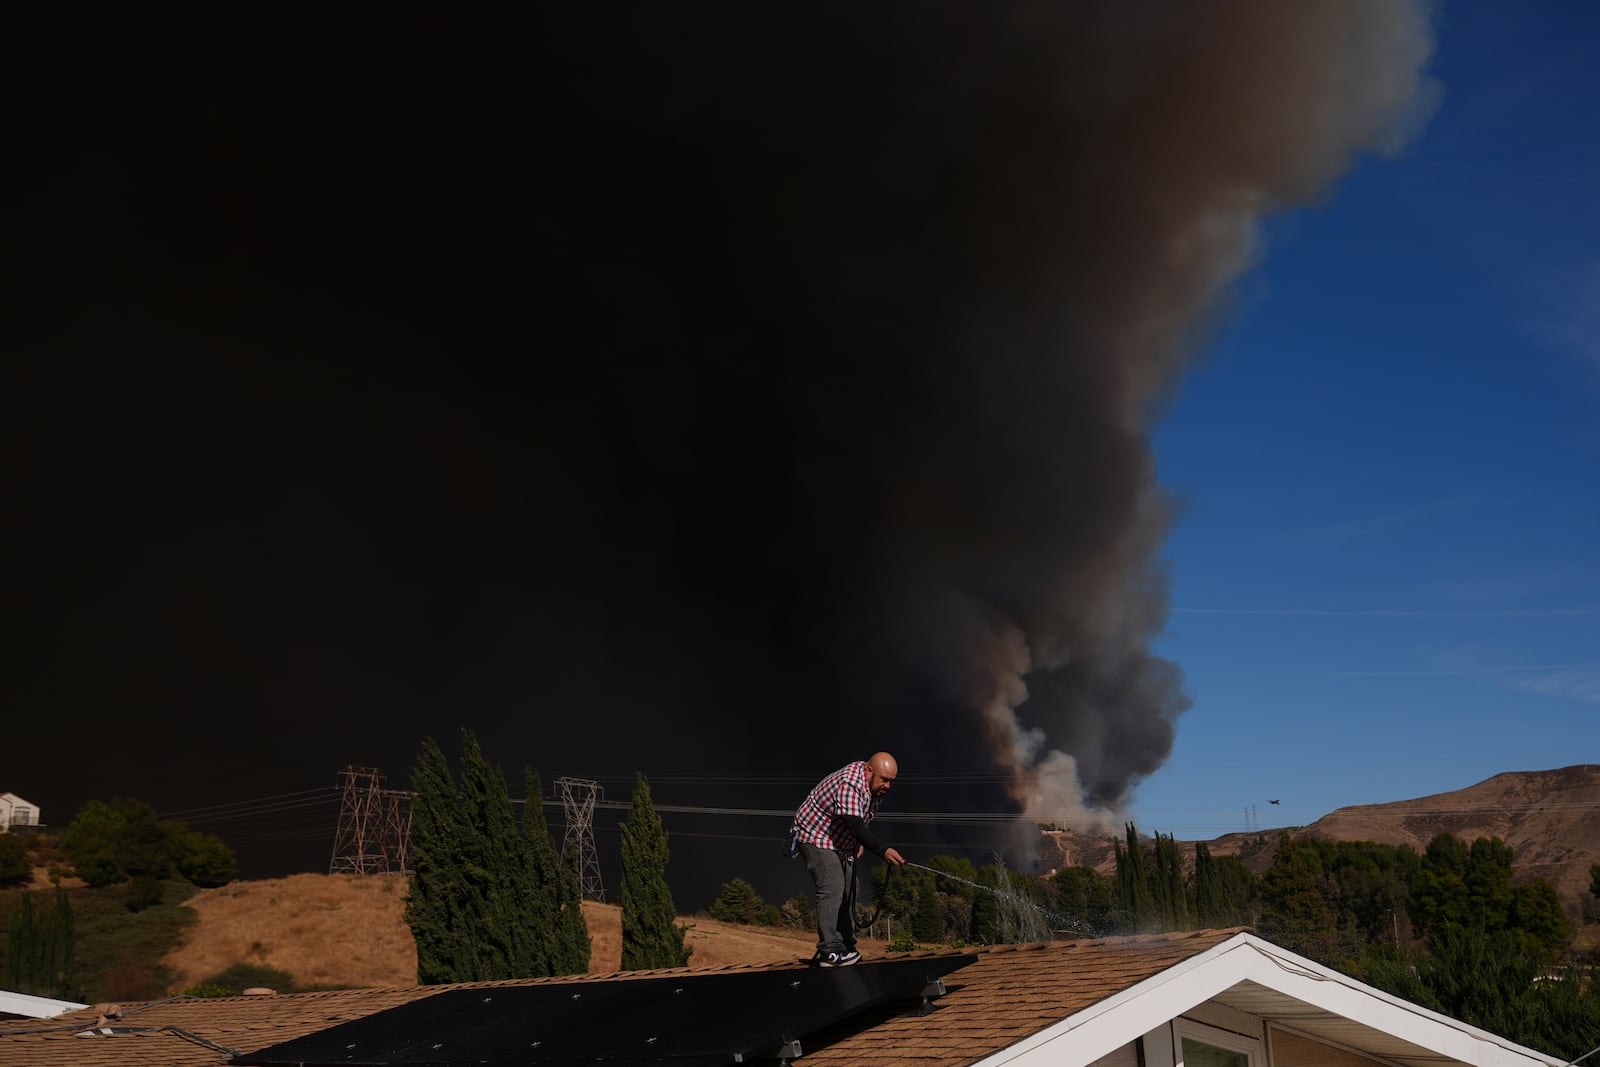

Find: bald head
<box><xmin>866</xmin><ymin>751</ymin><xmax>898</xmax><ymax>796</ymax></box>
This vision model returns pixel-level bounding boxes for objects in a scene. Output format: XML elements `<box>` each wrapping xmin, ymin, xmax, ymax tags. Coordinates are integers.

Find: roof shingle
<box><xmin>0</xmin><ymin>928</ymin><xmax>1245</xmax><ymax>1067</ymax></box>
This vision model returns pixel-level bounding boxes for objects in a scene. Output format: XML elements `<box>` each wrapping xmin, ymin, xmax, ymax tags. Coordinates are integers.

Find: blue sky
<box><xmin>1132</xmin><ymin>2</ymin><xmax>1600</xmax><ymax>837</ymax></box>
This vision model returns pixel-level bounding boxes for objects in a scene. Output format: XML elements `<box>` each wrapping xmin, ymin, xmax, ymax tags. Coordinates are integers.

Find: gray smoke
<box><xmin>4</xmin><ymin>3</ymin><xmax>1438</xmax><ymax>880</ymax></box>
<box><xmin>647</xmin><ymin>2</ymin><xmax>1439</xmax><ymax>827</ymax></box>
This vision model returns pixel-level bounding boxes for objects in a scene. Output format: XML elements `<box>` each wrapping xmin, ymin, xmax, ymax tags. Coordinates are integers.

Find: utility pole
<box><xmin>554</xmin><ymin>777</ymin><xmax>605</xmax><ymax>901</ymax></box>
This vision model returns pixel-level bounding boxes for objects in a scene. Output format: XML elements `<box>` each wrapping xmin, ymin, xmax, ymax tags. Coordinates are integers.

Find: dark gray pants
<box><xmin>800</xmin><ymin>842</ymin><xmax>856</xmax><ymax>954</ymax></box>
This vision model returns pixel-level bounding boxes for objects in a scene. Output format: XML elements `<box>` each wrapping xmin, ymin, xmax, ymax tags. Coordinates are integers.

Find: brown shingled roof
<box><xmin>0</xmin><ymin>928</ymin><xmax>1245</xmax><ymax>1067</ymax></box>
<box><xmin>799</xmin><ymin>929</ymin><xmax>1245</xmax><ymax>1067</ymax></box>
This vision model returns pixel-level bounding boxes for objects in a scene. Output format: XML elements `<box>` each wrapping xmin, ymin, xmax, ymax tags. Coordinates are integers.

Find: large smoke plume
<box><xmin>6</xmin><ymin>4</ymin><xmax>1436</xmax><ymax>877</ymax></box>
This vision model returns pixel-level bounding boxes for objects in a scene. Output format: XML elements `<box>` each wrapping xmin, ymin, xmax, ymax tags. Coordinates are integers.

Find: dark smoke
<box><xmin>4</xmin><ymin>4</ymin><xmax>1435</xmax><ymax>883</ymax></box>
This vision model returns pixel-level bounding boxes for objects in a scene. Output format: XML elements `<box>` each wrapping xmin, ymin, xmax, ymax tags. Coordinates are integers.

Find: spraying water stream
<box><xmin>897</xmin><ymin>860</ymin><xmax>1093</xmax><ymax>942</ymax></box>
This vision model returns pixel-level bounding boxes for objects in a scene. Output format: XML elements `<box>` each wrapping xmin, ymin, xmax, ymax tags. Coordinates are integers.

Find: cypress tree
<box><xmin>3</xmin><ymin>889</ymin><xmax>76</xmax><ymax>999</ymax></box>
<box><xmin>405</xmin><ymin>736</ymin><xmax>480</xmax><ymax>984</ymax></box>
<box><xmin>1114</xmin><ymin>823</ymin><xmax>1156</xmax><ymax>931</ymax></box>
<box><xmin>1194</xmin><ymin>842</ymin><xmax>1224</xmax><ymax>927</ymax></box>
<box><xmin>5</xmin><ymin>892</ymin><xmax>33</xmax><ymax>991</ymax></box>
<box><xmin>555</xmin><ymin>844</ymin><xmax>592</xmax><ymax>973</ymax></box>
<box><xmin>619</xmin><ymin>773</ymin><xmax>691</xmax><ymax>969</ymax></box>
<box><xmin>406</xmin><ymin>733</ymin><xmax>595</xmax><ymax>985</ymax></box>
<box><xmin>52</xmin><ymin>887</ymin><xmax>77</xmax><ymax>1000</ymax></box>
<box><xmin>912</xmin><ymin>881</ymin><xmax>945</xmax><ymax>944</ymax></box>
<box><xmin>1151</xmin><ymin>832</ymin><xmax>1192</xmax><ymax>931</ymax></box>
<box><xmin>459</xmin><ymin>730</ymin><xmax>543</xmax><ymax>978</ymax></box>
<box><xmin>970</xmin><ymin>866</ymin><xmax>1003</xmax><ymax>943</ymax></box>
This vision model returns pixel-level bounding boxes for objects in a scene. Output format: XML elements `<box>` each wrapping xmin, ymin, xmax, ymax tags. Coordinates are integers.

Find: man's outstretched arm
<box><xmin>837</xmin><ymin>814</ymin><xmax>906</xmax><ymax>865</ymax></box>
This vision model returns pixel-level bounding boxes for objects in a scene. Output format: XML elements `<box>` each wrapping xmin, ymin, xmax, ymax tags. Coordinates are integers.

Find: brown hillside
<box><xmin>1038</xmin><ymin>829</ymin><xmax>1118</xmax><ymax>873</ymax></box>
<box><xmin>1169</xmin><ymin>765</ymin><xmax>1600</xmax><ymax>925</ymax></box>
<box><xmin>161</xmin><ymin>873</ymin><xmax>831</xmax><ymax>993</ymax></box>
<box><xmin>1292</xmin><ymin>764</ymin><xmax>1600</xmax><ymax>921</ymax></box>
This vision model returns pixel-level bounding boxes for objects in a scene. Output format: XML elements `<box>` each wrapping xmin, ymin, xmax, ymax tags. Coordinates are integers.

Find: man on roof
<box><xmin>790</xmin><ymin>751</ymin><xmax>907</xmax><ymax>967</ymax></box>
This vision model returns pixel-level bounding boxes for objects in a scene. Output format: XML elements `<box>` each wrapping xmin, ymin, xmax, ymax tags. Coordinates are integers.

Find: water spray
<box><xmin>898</xmin><ymin>860</ymin><xmax>1092</xmax><ymax>941</ymax></box>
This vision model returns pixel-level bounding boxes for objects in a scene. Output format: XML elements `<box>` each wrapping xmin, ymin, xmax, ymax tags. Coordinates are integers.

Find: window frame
<box><xmin>1174</xmin><ymin>1017</ymin><xmax>1263</xmax><ymax>1067</ymax></box>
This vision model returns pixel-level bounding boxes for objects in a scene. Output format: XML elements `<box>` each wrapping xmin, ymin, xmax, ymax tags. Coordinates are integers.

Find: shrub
<box><xmin>124</xmin><ymin>875</ymin><xmax>165</xmax><ymax>912</ymax></box>
<box><xmin>706</xmin><ymin>882</ymin><xmax>781</xmax><ymax>927</ymax></box>
<box><xmin>0</xmin><ymin>833</ymin><xmax>30</xmax><ymax>885</ymax></box>
<box><xmin>191</xmin><ymin>962</ymin><xmax>296</xmax><ymax>996</ymax></box>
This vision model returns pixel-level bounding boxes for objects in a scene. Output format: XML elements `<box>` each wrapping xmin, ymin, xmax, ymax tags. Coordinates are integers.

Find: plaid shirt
<box><xmin>792</xmin><ymin>760</ymin><xmax>879</xmax><ymax>854</ymax></box>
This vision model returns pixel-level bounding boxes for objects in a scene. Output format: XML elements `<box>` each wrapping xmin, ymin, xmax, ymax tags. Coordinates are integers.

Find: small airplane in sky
<box><xmin>1269</xmin><ymin>799</ymin><xmax>1281</xmax><ymax>804</ymax></box>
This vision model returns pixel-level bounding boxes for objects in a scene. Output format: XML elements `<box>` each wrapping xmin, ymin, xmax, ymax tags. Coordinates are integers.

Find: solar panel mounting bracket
<box><xmin>736</xmin><ymin>1039</ymin><xmax>804</xmax><ymax>1063</ymax></box>
<box><xmin>914</xmin><ymin>977</ymin><xmax>948</xmax><ymax>1015</ymax></box>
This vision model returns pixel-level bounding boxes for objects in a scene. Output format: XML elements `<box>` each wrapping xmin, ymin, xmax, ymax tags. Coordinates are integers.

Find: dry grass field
<box><xmin>160</xmin><ymin>873</ymin><xmax>837</xmax><ymax>992</ymax></box>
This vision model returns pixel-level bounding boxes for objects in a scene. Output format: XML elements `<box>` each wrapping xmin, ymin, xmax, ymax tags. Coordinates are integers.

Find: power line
<box><xmin>166</xmin><ymin>787</ymin><xmax>1600</xmax><ymax>830</ymax></box>
<box><xmin>160</xmin><ymin>788</ymin><xmax>340</xmax><ymax>824</ymax></box>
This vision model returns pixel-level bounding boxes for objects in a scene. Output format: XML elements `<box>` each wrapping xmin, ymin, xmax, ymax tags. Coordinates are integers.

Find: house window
<box><xmin>1175</xmin><ymin>1018</ymin><xmax>1260</xmax><ymax>1067</ymax></box>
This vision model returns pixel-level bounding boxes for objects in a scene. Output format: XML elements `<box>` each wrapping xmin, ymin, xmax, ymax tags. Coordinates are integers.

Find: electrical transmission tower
<box><xmin>329</xmin><ymin>766</ymin><xmax>412</xmax><ymax>875</ymax></box>
<box><xmin>554</xmin><ymin>777</ymin><xmax>604</xmax><ymax>901</ymax></box>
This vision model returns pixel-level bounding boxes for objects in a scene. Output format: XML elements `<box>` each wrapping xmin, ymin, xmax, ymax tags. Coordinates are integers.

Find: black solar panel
<box><xmin>237</xmin><ymin>955</ymin><xmax>977</xmax><ymax>1067</ymax></box>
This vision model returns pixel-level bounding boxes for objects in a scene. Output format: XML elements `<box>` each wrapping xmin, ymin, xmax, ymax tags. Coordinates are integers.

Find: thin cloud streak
<box><xmin>1322</xmin><ymin>661</ymin><xmax>1600</xmax><ymax>678</ymax></box>
<box><xmin>1514</xmin><ymin>666</ymin><xmax>1600</xmax><ymax>703</ymax></box>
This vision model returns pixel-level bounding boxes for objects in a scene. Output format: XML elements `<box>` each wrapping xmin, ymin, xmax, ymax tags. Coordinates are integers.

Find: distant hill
<box><xmin>1290</xmin><ymin>764</ymin><xmax>1600</xmax><ymax>921</ymax></box>
<box><xmin>1041</xmin><ymin>764</ymin><xmax>1600</xmax><ymax>924</ymax></box>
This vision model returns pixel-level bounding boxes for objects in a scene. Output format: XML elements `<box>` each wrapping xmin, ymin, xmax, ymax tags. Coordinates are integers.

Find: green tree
<box><xmin>1051</xmin><ymin>866</ymin><xmax>1114</xmax><ymax>934</ymax></box>
<box><xmin>1258</xmin><ymin>839</ymin><xmax>1344</xmax><ymax>963</ymax></box>
<box><xmin>1363</xmin><ymin>926</ymin><xmax>1600</xmax><ymax>1061</ymax></box>
<box><xmin>114</xmin><ymin>799</ymin><xmax>172</xmax><ymax>882</ymax></box>
<box><xmin>969</xmin><ymin>865</ymin><xmax>1003</xmax><ymax>943</ymax></box>
<box><xmin>61</xmin><ymin>798</ymin><xmax>176</xmax><ymax>888</ymax></box>
<box><xmin>927</xmin><ymin>855</ymin><xmax>978</xmax><ymax>898</ymax></box>
<box><xmin>458</xmin><ymin>730</ymin><xmax>542</xmax><ymax>978</ymax></box>
<box><xmin>779</xmin><ymin>894</ymin><xmax>814</xmax><ymax>930</ymax></box>
<box><xmin>4</xmin><ymin>891</ymin><xmax>35</xmax><ymax>990</ymax></box>
<box><xmin>62</xmin><ymin>800</ymin><xmax>129</xmax><ymax>887</ymax></box>
<box><xmin>1507</xmin><ymin>878</ymin><xmax>1571</xmax><ymax>961</ymax></box>
<box><xmin>4</xmin><ymin>888</ymin><xmax>77</xmax><ymax>999</ymax></box>
<box><xmin>403</xmin><ymin>732</ymin><xmax>590</xmax><ymax>983</ymax></box>
<box><xmin>869</xmin><ymin>860</ymin><xmax>926</xmax><ymax>924</ymax></box>
<box><xmin>162</xmin><ymin>823</ymin><xmax>237</xmax><ymax>887</ymax></box>
<box><xmin>405</xmin><ymin>736</ymin><xmax>480</xmax><ymax>984</ymax></box>
<box><xmin>912</xmin><ymin>881</ymin><xmax>945</xmax><ymax>944</ymax></box>
<box><xmin>1462</xmin><ymin>836</ymin><xmax>1515</xmax><ymax>928</ymax></box>
<box><xmin>619</xmin><ymin>773</ymin><xmax>691</xmax><ymax>969</ymax></box>
<box><xmin>1325</xmin><ymin>841</ymin><xmax>1414</xmax><ymax>946</ymax></box>
<box><xmin>1112</xmin><ymin>823</ymin><xmax>1156</xmax><ymax>931</ymax></box>
<box><xmin>1409</xmin><ymin>833</ymin><xmax>1471</xmax><ymax>938</ymax></box>
<box><xmin>1151</xmin><ymin>832</ymin><xmax>1192</xmax><ymax>931</ymax></box>
<box><xmin>1406</xmin><ymin>833</ymin><xmax>1567</xmax><ymax>960</ymax></box>
<box><xmin>1193</xmin><ymin>843</ymin><xmax>1228</xmax><ymax>927</ymax></box>
<box><xmin>708</xmin><ymin>878</ymin><xmax>770</xmax><ymax>925</ymax></box>
<box><xmin>0</xmin><ymin>832</ymin><xmax>30</xmax><ymax>885</ymax></box>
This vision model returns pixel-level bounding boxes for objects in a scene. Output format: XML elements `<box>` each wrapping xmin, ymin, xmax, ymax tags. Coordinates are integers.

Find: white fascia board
<box><xmin>0</xmin><ymin>988</ymin><xmax>89</xmax><ymax>1019</ymax></box>
<box><xmin>966</xmin><ymin>934</ymin><xmax>1269</xmax><ymax>1067</ymax></box>
<box><xmin>1226</xmin><ymin>936</ymin><xmax>1561</xmax><ymax>1067</ymax></box>
<box><xmin>967</xmin><ymin>934</ymin><xmax>1562</xmax><ymax>1067</ymax></box>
